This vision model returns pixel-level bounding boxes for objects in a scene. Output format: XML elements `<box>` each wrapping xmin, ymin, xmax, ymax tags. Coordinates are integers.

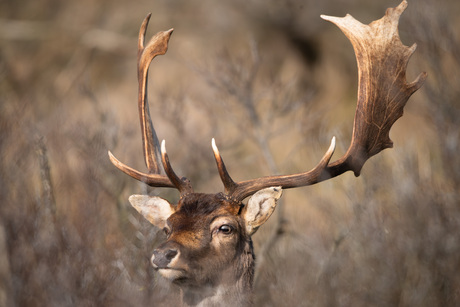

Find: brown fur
<box><xmin>155</xmin><ymin>193</ymin><xmax>254</xmax><ymax>306</ymax></box>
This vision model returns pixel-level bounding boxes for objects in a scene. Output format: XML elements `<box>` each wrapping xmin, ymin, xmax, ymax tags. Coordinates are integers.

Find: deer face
<box><xmin>129</xmin><ymin>187</ymin><xmax>282</xmax><ymax>287</ymax></box>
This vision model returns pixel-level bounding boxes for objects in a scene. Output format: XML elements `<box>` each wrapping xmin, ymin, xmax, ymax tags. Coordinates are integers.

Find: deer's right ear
<box><xmin>128</xmin><ymin>195</ymin><xmax>175</xmax><ymax>228</ymax></box>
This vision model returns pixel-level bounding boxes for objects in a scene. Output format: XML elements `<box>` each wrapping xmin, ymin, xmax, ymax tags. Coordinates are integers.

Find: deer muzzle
<box><xmin>151</xmin><ymin>246</ymin><xmax>179</xmax><ymax>269</ymax></box>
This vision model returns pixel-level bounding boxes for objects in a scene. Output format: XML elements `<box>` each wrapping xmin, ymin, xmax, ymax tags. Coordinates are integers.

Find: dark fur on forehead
<box><xmin>177</xmin><ymin>193</ymin><xmax>240</xmax><ymax>216</ymax></box>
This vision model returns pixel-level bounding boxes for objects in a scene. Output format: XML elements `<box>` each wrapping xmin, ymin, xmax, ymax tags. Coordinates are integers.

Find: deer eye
<box><xmin>163</xmin><ymin>227</ymin><xmax>171</xmax><ymax>237</ymax></box>
<box><xmin>218</xmin><ymin>225</ymin><xmax>233</xmax><ymax>235</ymax></box>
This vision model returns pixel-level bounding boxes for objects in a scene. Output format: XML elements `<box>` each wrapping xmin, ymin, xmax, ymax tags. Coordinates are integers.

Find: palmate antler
<box><xmin>212</xmin><ymin>0</ymin><xmax>427</xmax><ymax>201</ymax></box>
<box><xmin>109</xmin><ymin>1</ymin><xmax>426</xmax><ymax>202</ymax></box>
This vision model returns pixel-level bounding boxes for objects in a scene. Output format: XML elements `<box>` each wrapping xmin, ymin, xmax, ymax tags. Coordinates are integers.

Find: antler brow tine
<box><xmin>161</xmin><ymin>140</ymin><xmax>193</xmax><ymax>197</ymax></box>
<box><xmin>212</xmin><ymin>138</ymin><xmax>238</xmax><ymax>195</ymax></box>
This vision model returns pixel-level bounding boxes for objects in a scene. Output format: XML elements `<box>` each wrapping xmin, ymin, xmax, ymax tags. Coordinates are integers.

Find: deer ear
<box><xmin>242</xmin><ymin>187</ymin><xmax>283</xmax><ymax>236</ymax></box>
<box><xmin>128</xmin><ymin>195</ymin><xmax>175</xmax><ymax>228</ymax></box>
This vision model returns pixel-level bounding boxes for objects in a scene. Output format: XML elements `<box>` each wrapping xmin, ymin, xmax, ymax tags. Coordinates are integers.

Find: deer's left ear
<box><xmin>242</xmin><ymin>187</ymin><xmax>283</xmax><ymax>236</ymax></box>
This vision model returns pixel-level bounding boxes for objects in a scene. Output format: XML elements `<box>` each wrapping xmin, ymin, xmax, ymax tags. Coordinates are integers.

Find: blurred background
<box><xmin>1</xmin><ymin>0</ymin><xmax>459</xmax><ymax>306</ymax></box>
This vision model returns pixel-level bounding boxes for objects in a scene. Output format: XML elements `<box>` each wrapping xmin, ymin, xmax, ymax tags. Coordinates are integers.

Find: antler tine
<box><xmin>161</xmin><ymin>141</ymin><xmax>193</xmax><ymax>197</ymax></box>
<box><xmin>221</xmin><ymin>0</ymin><xmax>426</xmax><ymax>202</ymax></box>
<box><xmin>212</xmin><ymin>138</ymin><xmax>238</xmax><ymax>195</ymax></box>
<box><xmin>109</xmin><ymin>14</ymin><xmax>183</xmax><ymax>191</ymax></box>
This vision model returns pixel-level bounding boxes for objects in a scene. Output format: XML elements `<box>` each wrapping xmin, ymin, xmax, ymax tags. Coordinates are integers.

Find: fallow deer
<box><xmin>108</xmin><ymin>1</ymin><xmax>426</xmax><ymax>306</ymax></box>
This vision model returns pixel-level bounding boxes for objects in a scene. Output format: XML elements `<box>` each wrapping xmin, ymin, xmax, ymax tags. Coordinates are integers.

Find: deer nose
<box><xmin>151</xmin><ymin>248</ymin><xmax>179</xmax><ymax>268</ymax></box>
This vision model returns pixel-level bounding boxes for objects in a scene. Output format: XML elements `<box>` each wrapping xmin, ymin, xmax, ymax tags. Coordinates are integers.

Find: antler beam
<box><xmin>108</xmin><ymin>14</ymin><xmax>193</xmax><ymax>195</ymax></box>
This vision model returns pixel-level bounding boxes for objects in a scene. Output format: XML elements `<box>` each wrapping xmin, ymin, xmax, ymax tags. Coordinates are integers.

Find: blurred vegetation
<box><xmin>1</xmin><ymin>0</ymin><xmax>459</xmax><ymax>306</ymax></box>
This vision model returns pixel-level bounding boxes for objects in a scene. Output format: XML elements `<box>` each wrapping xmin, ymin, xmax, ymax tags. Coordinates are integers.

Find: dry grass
<box><xmin>1</xmin><ymin>0</ymin><xmax>459</xmax><ymax>306</ymax></box>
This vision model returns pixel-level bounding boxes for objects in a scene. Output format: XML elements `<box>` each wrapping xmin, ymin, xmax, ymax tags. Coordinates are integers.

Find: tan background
<box><xmin>1</xmin><ymin>0</ymin><xmax>459</xmax><ymax>305</ymax></box>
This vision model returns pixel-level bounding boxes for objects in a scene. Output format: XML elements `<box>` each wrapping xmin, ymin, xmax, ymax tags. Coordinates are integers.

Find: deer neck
<box><xmin>180</xmin><ymin>239</ymin><xmax>255</xmax><ymax>307</ymax></box>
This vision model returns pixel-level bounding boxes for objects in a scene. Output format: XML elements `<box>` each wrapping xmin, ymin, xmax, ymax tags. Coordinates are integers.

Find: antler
<box><xmin>213</xmin><ymin>0</ymin><xmax>427</xmax><ymax>201</ymax></box>
<box><xmin>108</xmin><ymin>14</ymin><xmax>193</xmax><ymax>196</ymax></box>
<box><xmin>110</xmin><ymin>2</ymin><xmax>426</xmax><ymax>203</ymax></box>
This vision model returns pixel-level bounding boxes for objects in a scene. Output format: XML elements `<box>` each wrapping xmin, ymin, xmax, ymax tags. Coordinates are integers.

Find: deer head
<box><xmin>108</xmin><ymin>1</ymin><xmax>426</xmax><ymax>305</ymax></box>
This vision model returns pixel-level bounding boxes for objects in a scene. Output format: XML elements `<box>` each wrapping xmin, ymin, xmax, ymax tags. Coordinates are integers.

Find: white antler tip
<box><xmin>107</xmin><ymin>150</ymin><xmax>117</xmax><ymax>162</ymax></box>
<box><xmin>328</xmin><ymin>136</ymin><xmax>336</xmax><ymax>154</ymax></box>
<box><xmin>320</xmin><ymin>14</ymin><xmax>337</xmax><ymax>22</ymax></box>
<box><xmin>161</xmin><ymin>140</ymin><xmax>166</xmax><ymax>154</ymax></box>
<box><xmin>211</xmin><ymin>138</ymin><xmax>219</xmax><ymax>153</ymax></box>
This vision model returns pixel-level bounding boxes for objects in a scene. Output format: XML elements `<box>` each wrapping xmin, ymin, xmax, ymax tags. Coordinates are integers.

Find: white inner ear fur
<box><xmin>128</xmin><ymin>194</ymin><xmax>175</xmax><ymax>228</ymax></box>
<box><xmin>243</xmin><ymin>187</ymin><xmax>283</xmax><ymax>236</ymax></box>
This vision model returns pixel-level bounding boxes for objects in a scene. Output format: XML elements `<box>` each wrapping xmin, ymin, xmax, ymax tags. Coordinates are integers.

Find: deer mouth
<box><xmin>157</xmin><ymin>267</ymin><xmax>186</xmax><ymax>280</ymax></box>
